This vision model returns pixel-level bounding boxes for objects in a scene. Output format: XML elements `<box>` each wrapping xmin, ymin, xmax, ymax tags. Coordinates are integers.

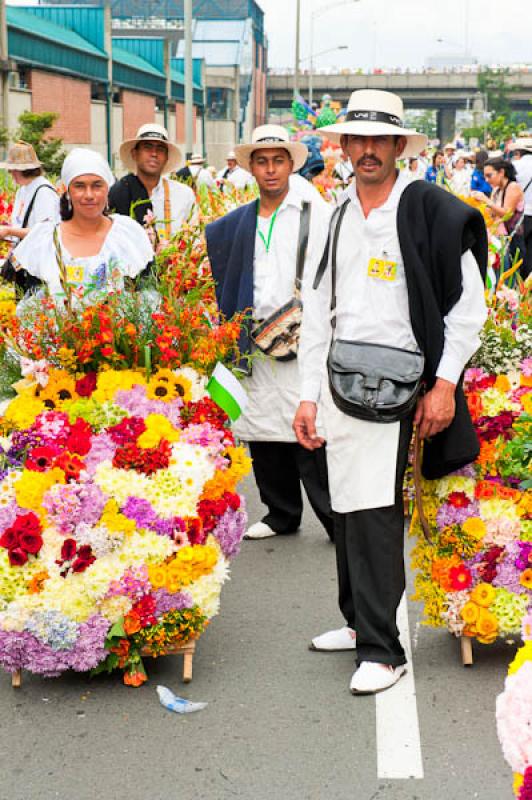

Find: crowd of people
<box><xmin>0</xmin><ymin>90</ymin><xmax>527</xmax><ymax>698</ymax></box>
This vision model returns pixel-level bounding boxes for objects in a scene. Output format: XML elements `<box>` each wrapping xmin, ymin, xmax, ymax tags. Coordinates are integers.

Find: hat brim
<box><xmin>234</xmin><ymin>141</ymin><xmax>308</xmax><ymax>173</ymax></box>
<box><xmin>119</xmin><ymin>137</ymin><xmax>182</xmax><ymax>174</ymax></box>
<box><xmin>317</xmin><ymin>120</ymin><xmax>428</xmax><ymax>159</ymax></box>
<box><xmin>0</xmin><ymin>160</ymin><xmax>42</xmax><ymax>171</ymax></box>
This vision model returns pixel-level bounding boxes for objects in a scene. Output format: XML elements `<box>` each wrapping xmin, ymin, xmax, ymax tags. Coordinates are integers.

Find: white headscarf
<box><xmin>61</xmin><ymin>148</ymin><xmax>115</xmax><ymax>189</ymax></box>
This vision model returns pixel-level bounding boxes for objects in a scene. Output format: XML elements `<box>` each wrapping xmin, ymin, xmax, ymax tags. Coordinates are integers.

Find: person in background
<box><xmin>425</xmin><ymin>151</ymin><xmax>445</xmax><ymax>185</ymax></box>
<box><xmin>290</xmin><ymin>146</ymin><xmax>329</xmax><ymax>209</ymax></box>
<box><xmin>473</xmin><ymin>157</ymin><xmax>525</xmax><ymax>272</ymax></box>
<box><xmin>109</xmin><ymin>124</ymin><xmax>194</xmax><ymax>241</ymax></box>
<box><xmin>206</xmin><ymin>125</ymin><xmax>335</xmax><ymax>543</ymax></box>
<box><xmin>0</xmin><ymin>141</ymin><xmax>59</xmax><ymax>243</ymax></box>
<box><xmin>217</xmin><ymin>150</ymin><xmax>253</xmax><ymax>191</ymax></box>
<box><xmin>175</xmin><ymin>153</ymin><xmax>216</xmax><ymax>190</ymax></box>
<box><xmin>470</xmin><ymin>151</ymin><xmax>492</xmax><ymax>197</ymax></box>
<box><xmin>404</xmin><ymin>157</ymin><xmax>425</xmax><ymax>182</ymax></box>
<box><xmin>511</xmin><ymin>137</ymin><xmax>532</xmax><ymax>279</ymax></box>
<box><xmin>449</xmin><ymin>154</ymin><xmax>470</xmax><ymax>196</ymax></box>
<box><xmin>333</xmin><ymin>151</ymin><xmax>353</xmax><ymax>187</ymax></box>
<box><xmin>11</xmin><ymin>148</ymin><xmax>152</xmax><ymax>298</ymax></box>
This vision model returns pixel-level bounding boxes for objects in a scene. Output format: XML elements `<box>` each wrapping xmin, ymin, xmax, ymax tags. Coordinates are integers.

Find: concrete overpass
<box><xmin>267</xmin><ymin>69</ymin><xmax>532</xmax><ymax>142</ymax></box>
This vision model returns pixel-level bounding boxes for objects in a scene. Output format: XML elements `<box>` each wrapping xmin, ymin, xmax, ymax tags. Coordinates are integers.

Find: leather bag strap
<box><xmin>294</xmin><ymin>201</ymin><xmax>311</xmax><ymax>296</ymax></box>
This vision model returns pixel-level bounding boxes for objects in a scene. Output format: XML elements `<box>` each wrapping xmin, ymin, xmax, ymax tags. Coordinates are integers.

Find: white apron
<box><xmin>233</xmin><ymin>357</ymin><xmax>300</xmax><ymax>442</ymax></box>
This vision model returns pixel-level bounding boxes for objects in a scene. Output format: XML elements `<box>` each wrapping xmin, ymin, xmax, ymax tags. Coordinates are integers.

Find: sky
<box><xmin>257</xmin><ymin>0</ymin><xmax>532</xmax><ymax>72</ymax></box>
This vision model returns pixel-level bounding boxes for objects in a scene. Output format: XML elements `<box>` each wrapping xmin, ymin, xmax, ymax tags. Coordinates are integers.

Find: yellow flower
<box><xmin>460</xmin><ymin>601</ymin><xmax>480</xmax><ymax>625</ymax></box>
<box><xmin>494</xmin><ymin>374</ymin><xmax>511</xmax><ymax>393</ymax></box>
<box><xmin>148</xmin><ymin>564</ymin><xmax>167</xmax><ymax>589</ymax></box>
<box><xmin>37</xmin><ymin>370</ymin><xmax>78</xmax><ymax>410</ymax></box>
<box><xmin>4</xmin><ymin>393</ymin><xmax>46</xmax><ymax>430</ymax></box>
<box><xmin>93</xmin><ymin>369</ymin><xmax>145</xmax><ymax>403</ymax></box>
<box><xmin>470</xmin><ymin>583</ymin><xmax>496</xmax><ymax>608</ymax></box>
<box><xmin>513</xmin><ymin>773</ymin><xmax>524</xmax><ymax>796</ymax></box>
<box><xmin>56</xmin><ymin>346</ymin><xmax>78</xmax><ymax>371</ymax></box>
<box><xmin>15</xmin><ymin>467</ymin><xmax>65</xmax><ymax>511</ymax></box>
<box><xmin>225</xmin><ymin>445</ymin><xmax>252</xmax><ymax>481</ymax></box>
<box><xmin>137</xmin><ymin>413</ymin><xmax>180</xmax><ymax>449</ymax></box>
<box><xmin>508</xmin><ymin>642</ymin><xmax>532</xmax><ymax>675</ymax></box>
<box><xmin>475</xmin><ymin>608</ymin><xmax>498</xmax><ymax>643</ymax></box>
<box><xmin>462</xmin><ymin>517</ymin><xmax>486</xmax><ymax>541</ymax></box>
<box><xmin>521</xmin><ymin>393</ymin><xmax>532</xmax><ymax>414</ymax></box>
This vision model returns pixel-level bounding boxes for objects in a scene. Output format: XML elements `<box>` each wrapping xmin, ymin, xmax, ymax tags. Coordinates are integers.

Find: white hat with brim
<box><xmin>0</xmin><ymin>141</ymin><xmax>42</xmax><ymax>171</ymax></box>
<box><xmin>510</xmin><ymin>137</ymin><xmax>532</xmax><ymax>154</ymax></box>
<box><xmin>119</xmin><ymin>123</ymin><xmax>182</xmax><ymax>174</ymax></box>
<box><xmin>234</xmin><ymin>124</ymin><xmax>308</xmax><ymax>173</ymax></box>
<box><xmin>188</xmin><ymin>153</ymin><xmax>206</xmax><ymax>165</ymax></box>
<box><xmin>317</xmin><ymin>91</ymin><xmax>427</xmax><ymax>159</ymax></box>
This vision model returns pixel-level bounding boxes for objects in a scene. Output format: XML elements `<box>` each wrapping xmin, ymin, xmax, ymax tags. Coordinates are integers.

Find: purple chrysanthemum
<box><xmin>212</xmin><ymin>502</ymin><xmax>247</xmax><ymax>559</ymax></box>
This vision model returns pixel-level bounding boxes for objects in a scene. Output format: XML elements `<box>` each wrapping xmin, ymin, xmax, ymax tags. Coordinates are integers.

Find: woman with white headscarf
<box><xmin>11</xmin><ymin>148</ymin><xmax>153</xmax><ymax>297</ymax></box>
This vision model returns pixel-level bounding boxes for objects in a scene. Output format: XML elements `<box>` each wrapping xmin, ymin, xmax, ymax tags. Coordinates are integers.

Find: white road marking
<box><xmin>375</xmin><ymin>593</ymin><xmax>424</xmax><ymax>779</ymax></box>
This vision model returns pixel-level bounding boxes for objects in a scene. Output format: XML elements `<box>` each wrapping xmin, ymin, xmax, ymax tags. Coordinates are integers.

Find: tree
<box><xmin>14</xmin><ymin>112</ymin><xmax>66</xmax><ymax>175</ymax></box>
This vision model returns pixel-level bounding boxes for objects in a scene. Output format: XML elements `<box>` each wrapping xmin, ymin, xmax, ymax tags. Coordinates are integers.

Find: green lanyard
<box><xmin>257</xmin><ymin>206</ymin><xmax>279</xmax><ymax>254</ymax></box>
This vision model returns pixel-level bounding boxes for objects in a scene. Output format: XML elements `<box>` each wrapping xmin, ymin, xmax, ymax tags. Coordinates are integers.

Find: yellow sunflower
<box><xmin>37</xmin><ymin>370</ymin><xmax>78</xmax><ymax>410</ymax></box>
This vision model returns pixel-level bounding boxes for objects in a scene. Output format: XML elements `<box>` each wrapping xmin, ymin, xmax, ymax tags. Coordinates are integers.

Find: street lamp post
<box><xmin>294</xmin><ymin>0</ymin><xmax>301</xmax><ymax>97</ymax></box>
<box><xmin>309</xmin><ymin>0</ymin><xmax>360</xmax><ymax>105</ymax></box>
<box><xmin>308</xmin><ymin>45</ymin><xmax>348</xmax><ymax>106</ymax></box>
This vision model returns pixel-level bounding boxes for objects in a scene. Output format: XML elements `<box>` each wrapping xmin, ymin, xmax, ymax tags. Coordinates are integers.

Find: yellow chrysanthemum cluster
<box><xmin>148</xmin><ymin>545</ymin><xmax>218</xmax><ymax>592</ymax></box>
<box><xmin>460</xmin><ymin>583</ymin><xmax>498</xmax><ymax>644</ymax></box>
<box><xmin>15</xmin><ymin>468</ymin><xmax>65</xmax><ymax>514</ymax></box>
<box><xmin>100</xmin><ymin>499</ymin><xmax>136</xmax><ymax>535</ymax></box>
<box><xmin>4</xmin><ymin>392</ymin><xmax>46</xmax><ymax>430</ymax></box>
<box><xmin>137</xmin><ymin>413</ymin><xmax>180</xmax><ymax>449</ymax></box>
<box><xmin>92</xmin><ymin>369</ymin><xmax>146</xmax><ymax>403</ymax></box>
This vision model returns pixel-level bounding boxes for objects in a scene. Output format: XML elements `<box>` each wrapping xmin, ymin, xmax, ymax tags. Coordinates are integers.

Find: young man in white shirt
<box><xmin>109</xmin><ymin>124</ymin><xmax>195</xmax><ymax>242</ymax></box>
<box><xmin>294</xmin><ymin>90</ymin><xmax>487</xmax><ymax>695</ymax></box>
<box><xmin>216</xmin><ymin>150</ymin><xmax>253</xmax><ymax>192</ymax></box>
<box><xmin>206</xmin><ymin>125</ymin><xmax>335</xmax><ymax>543</ymax></box>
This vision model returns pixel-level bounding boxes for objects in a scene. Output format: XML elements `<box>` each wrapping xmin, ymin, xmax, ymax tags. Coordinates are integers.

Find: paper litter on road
<box><xmin>156</xmin><ymin>685</ymin><xmax>207</xmax><ymax>714</ymax></box>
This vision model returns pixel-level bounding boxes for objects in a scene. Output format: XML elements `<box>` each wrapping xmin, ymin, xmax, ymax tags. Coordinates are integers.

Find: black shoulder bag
<box><xmin>250</xmin><ymin>200</ymin><xmax>311</xmax><ymax>361</ymax></box>
<box><xmin>314</xmin><ymin>199</ymin><xmax>425</xmax><ymax>423</ymax></box>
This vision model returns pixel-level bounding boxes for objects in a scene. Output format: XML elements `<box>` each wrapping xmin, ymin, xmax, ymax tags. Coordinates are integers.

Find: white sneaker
<box><xmin>244</xmin><ymin>521</ymin><xmax>278</xmax><ymax>540</ymax></box>
<box><xmin>350</xmin><ymin>661</ymin><xmax>407</xmax><ymax>695</ymax></box>
<box><xmin>309</xmin><ymin>626</ymin><xmax>356</xmax><ymax>652</ymax></box>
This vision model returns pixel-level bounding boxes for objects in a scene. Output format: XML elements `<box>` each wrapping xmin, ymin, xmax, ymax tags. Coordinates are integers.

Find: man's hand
<box><xmin>414</xmin><ymin>378</ymin><xmax>456</xmax><ymax>439</ymax></box>
<box><xmin>293</xmin><ymin>401</ymin><xmax>325</xmax><ymax>450</ymax></box>
<box><xmin>0</xmin><ymin>226</ymin><xmax>12</xmax><ymax>240</ymax></box>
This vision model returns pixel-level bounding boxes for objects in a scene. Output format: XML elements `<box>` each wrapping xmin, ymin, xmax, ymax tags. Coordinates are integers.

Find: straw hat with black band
<box><xmin>119</xmin><ymin>124</ymin><xmax>182</xmax><ymax>174</ymax></box>
<box><xmin>317</xmin><ymin>90</ymin><xmax>428</xmax><ymax>160</ymax></box>
<box><xmin>235</xmin><ymin>125</ymin><xmax>308</xmax><ymax>173</ymax></box>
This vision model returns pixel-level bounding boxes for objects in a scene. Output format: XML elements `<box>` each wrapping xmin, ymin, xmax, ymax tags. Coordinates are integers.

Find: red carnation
<box><xmin>185</xmin><ymin>517</ymin><xmax>206</xmax><ymax>545</ymax></box>
<box><xmin>71</xmin><ymin>555</ymin><xmax>95</xmax><ymax>573</ymax></box>
<box><xmin>108</xmin><ymin>416</ymin><xmax>146</xmax><ymax>445</ymax></box>
<box><xmin>12</xmin><ymin>512</ymin><xmax>42</xmax><ymax>537</ymax></box>
<box><xmin>19</xmin><ymin>532</ymin><xmax>43</xmax><ymax>555</ymax></box>
<box><xmin>55</xmin><ymin>453</ymin><xmax>84</xmax><ymax>482</ymax></box>
<box><xmin>0</xmin><ymin>528</ymin><xmax>20</xmax><ymax>551</ymax></box>
<box><xmin>75</xmin><ymin>372</ymin><xmax>97</xmax><ymax>397</ymax></box>
<box><xmin>447</xmin><ymin>492</ymin><xmax>470</xmax><ymax>509</ymax></box>
<box><xmin>8</xmin><ymin>548</ymin><xmax>28</xmax><ymax>567</ymax></box>
<box><xmin>65</xmin><ymin>419</ymin><xmax>92</xmax><ymax>456</ymax></box>
<box><xmin>223</xmin><ymin>492</ymin><xmax>241</xmax><ymax>512</ymax></box>
<box><xmin>76</xmin><ymin>545</ymin><xmax>94</xmax><ymax>560</ymax></box>
<box><xmin>60</xmin><ymin>538</ymin><xmax>77</xmax><ymax>562</ymax></box>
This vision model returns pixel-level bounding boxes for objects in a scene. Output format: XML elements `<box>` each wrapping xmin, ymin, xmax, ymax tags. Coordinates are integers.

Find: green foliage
<box><xmin>478</xmin><ymin>67</ymin><xmax>516</xmax><ymax>118</ymax></box>
<box><xmin>404</xmin><ymin>109</ymin><xmax>437</xmax><ymax>139</ymax></box>
<box><xmin>15</xmin><ymin>111</ymin><xmax>66</xmax><ymax>175</ymax></box>
<box><xmin>462</xmin><ymin>69</ymin><xmax>532</xmax><ymax>146</ymax></box>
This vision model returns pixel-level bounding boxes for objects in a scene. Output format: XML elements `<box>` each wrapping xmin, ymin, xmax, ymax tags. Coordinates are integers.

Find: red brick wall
<box><xmin>30</xmin><ymin>70</ymin><xmax>91</xmax><ymax>143</ymax></box>
<box><xmin>121</xmin><ymin>91</ymin><xmax>156</xmax><ymax>139</ymax></box>
<box><xmin>175</xmin><ymin>102</ymin><xmax>185</xmax><ymax>142</ymax></box>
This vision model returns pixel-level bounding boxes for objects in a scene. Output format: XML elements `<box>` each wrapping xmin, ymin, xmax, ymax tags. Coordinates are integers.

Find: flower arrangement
<box><xmin>410</xmin><ymin>281</ymin><xmax>532</xmax><ymax>646</ymax></box>
<box><xmin>497</xmin><ymin>615</ymin><xmax>532</xmax><ymax>798</ymax></box>
<box><xmin>0</xmin><ymin>366</ymin><xmax>251</xmax><ymax>685</ymax></box>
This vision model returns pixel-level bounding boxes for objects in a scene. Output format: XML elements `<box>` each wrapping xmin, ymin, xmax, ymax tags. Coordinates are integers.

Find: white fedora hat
<box><xmin>188</xmin><ymin>153</ymin><xmax>206</xmax><ymax>165</ymax></box>
<box><xmin>119</xmin><ymin>123</ymin><xmax>182</xmax><ymax>174</ymax></box>
<box><xmin>318</xmin><ymin>90</ymin><xmax>428</xmax><ymax>159</ymax></box>
<box><xmin>510</xmin><ymin>136</ymin><xmax>532</xmax><ymax>154</ymax></box>
<box><xmin>234</xmin><ymin>125</ymin><xmax>308</xmax><ymax>173</ymax></box>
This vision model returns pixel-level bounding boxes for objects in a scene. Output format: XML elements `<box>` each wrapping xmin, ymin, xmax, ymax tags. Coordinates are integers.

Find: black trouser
<box><xmin>248</xmin><ymin>441</ymin><xmax>335</xmax><ymax>541</ymax></box>
<box><xmin>523</xmin><ymin>216</ymin><xmax>532</xmax><ymax>280</ymax></box>
<box><xmin>334</xmin><ymin>419</ymin><xmax>413</xmax><ymax>667</ymax></box>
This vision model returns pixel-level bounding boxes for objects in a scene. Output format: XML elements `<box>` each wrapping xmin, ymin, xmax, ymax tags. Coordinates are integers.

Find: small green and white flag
<box><xmin>206</xmin><ymin>363</ymin><xmax>248</xmax><ymax>422</ymax></box>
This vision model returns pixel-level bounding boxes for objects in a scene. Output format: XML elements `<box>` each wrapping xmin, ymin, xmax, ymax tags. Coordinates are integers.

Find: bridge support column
<box><xmin>437</xmin><ymin>108</ymin><xmax>457</xmax><ymax>145</ymax></box>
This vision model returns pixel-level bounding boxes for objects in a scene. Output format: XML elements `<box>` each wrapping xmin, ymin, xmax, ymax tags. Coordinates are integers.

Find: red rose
<box><xmin>0</xmin><ymin>527</ymin><xmax>20</xmax><ymax>551</ymax></box>
<box><xmin>71</xmin><ymin>554</ymin><xmax>95</xmax><ymax>573</ymax></box>
<box><xmin>76</xmin><ymin>545</ymin><xmax>93</xmax><ymax>560</ymax></box>
<box><xmin>60</xmin><ymin>538</ymin><xmax>77</xmax><ymax>562</ymax></box>
<box><xmin>75</xmin><ymin>372</ymin><xmax>97</xmax><ymax>397</ymax></box>
<box><xmin>12</xmin><ymin>512</ymin><xmax>42</xmax><ymax>537</ymax></box>
<box><xmin>19</xmin><ymin>532</ymin><xmax>43</xmax><ymax>555</ymax></box>
<box><xmin>8</xmin><ymin>548</ymin><xmax>28</xmax><ymax>566</ymax></box>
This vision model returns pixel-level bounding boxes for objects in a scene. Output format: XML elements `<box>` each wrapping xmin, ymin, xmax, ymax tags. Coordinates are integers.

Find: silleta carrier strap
<box><xmin>163</xmin><ymin>178</ymin><xmax>172</xmax><ymax>241</ymax></box>
<box><xmin>295</xmin><ymin>200</ymin><xmax>311</xmax><ymax>297</ymax></box>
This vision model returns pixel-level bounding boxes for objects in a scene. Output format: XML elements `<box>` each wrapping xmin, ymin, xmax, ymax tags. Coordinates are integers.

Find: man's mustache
<box><xmin>357</xmin><ymin>156</ymin><xmax>382</xmax><ymax>167</ymax></box>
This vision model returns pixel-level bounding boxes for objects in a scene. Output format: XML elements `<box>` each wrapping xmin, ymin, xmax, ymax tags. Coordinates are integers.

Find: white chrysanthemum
<box><xmin>174</xmin><ymin>366</ymin><xmax>206</xmax><ymax>402</ymax></box>
<box><xmin>187</xmin><ymin>555</ymin><xmax>230</xmax><ymax>619</ymax></box>
<box><xmin>433</xmin><ymin>476</ymin><xmax>476</xmax><ymax>501</ymax></box>
<box><xmin>0</xmin><ymin>601</ymin><xmax>31</xmax><ymax>632</ymax></box>
<box><xmin>99</xmin><ymin>594</ymin><xmax>133</xmax><ymax>623</ymax></box>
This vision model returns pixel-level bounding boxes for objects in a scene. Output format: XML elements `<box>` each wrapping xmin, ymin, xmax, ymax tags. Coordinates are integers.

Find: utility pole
<box><xmin>0</xmin><ymin>0</ymin><xmax>9</xmax><ymax>147</ymax></box>
<box><xmin>294</xmin><ymin>0</ymin><xmax>300</xmax><ymax>98</ymax></box>
<box><xmin>184</xmin><ymin>0</ymin><xmax>193</xmax><ymax>158</ymax></box>
<box><xmin>104</xmin><ymin>0</ymin><xmax>113</xmax><ymax>166</ymax></box>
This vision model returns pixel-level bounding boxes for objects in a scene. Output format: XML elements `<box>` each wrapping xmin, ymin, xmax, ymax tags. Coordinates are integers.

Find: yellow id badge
<box><xmin>65</xmin><ymin>264</ymin><xmax>84</xmax><ymax>283</ymax></box>
<box><xmin>367</xmin><ymin>257</ymin><xmax>397</xmax><ymax>281</ymax></box>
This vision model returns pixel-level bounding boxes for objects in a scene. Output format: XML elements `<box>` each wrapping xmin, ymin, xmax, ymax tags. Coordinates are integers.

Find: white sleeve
<box><xmin>10</xmin><ymin>222</ymin><xmax>55</xmax><ymax>278</ymax></box>
<box><xmin>108</xmin><ymin>215</ymin><xmax>154</xmax><ymax>278</ymax></box>
<box><xmin>435</xmin><ymin>249</ymin><xmax>488</xmax><ymax>384</ymax></box>
<box><xmin>31</xmin><ymin>185</ymin><xmax>60</xmax><ymax>225</ymax></box>
<box><xmin>299</xmin><ymin>208</ymin><xmax>332</xmax><ymax>403</ymax></box>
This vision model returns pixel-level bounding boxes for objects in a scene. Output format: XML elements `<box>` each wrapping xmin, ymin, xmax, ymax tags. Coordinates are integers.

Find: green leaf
<box><xmin>108</xmin><ymin>618</ymin><xmax>126</xmax><ymax>639</ymax></box>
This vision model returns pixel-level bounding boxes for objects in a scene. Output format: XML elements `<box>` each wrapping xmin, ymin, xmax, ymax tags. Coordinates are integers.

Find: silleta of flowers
<box><xmin>410</xmin><ymin>278</ymin><xmax>532</xmax><ymax>646</ymax></box>
<box><xmin>0</xmin><ymin>220</ymin><xmax>251</xmax><ymax>686</ymax></box>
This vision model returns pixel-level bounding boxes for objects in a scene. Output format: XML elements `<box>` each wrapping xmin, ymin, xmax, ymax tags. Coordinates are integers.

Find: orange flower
<box><xmin>520</xmin><ymin>569</ymin><xmax>532</xmax><ymax>590</ymax></box>
<box><xmin>466</xmin><ymin>392</ymin><xmax>483</xmax><ymax>421</ymax></box>
<box><xmin>494</xmin><ymin>375</ymin><xmax>511</xmax><ymax>392</ymax></box>
<box><xmin>461</xmin><ymin>601</ymin><xmax>480</xmax><ymax>625</ymax></box>
<box><xmin>123</xmin><ymin>669</ymin><xmax>147</xmax><ymax>687</ymax></box>
<box><xmin>470</xmin><ymin>582</ymin><xmax>495</xmax><ymax>607</ymax></box>
<box><xmin>476</xmin><ymin>608</ymin><xmax>498</xmax><ymax>643</ymax></box>
<box><xmin>27</xmin><ymin>570</ymin><xmax>49</xmax><ymax>594</ymax></box>
<box><xmin>123</xmin><ymin>611</ymin><xmax>141</xmax><ymax>635</ymax></box>
<box><xmin>110</xmin><ymin>638</ymin><xmax>130</xmax><ymax>667</ymax></box>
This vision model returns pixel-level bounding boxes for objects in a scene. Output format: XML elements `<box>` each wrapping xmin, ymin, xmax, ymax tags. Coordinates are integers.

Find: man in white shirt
<box><xmin>109</xmin><ymin>124</ymin><xmax>195</xmax><ymax>242</ymax></box>
<box><xmin>294</xmin><ymin>90</ymin><xmax>487</xmax><ymax>695</ymax></box>
<box><xmin>217</xmin><ymin>150</ymin><xmax>253</xmax><ymax>191</ymax></box>
<box><xmin>511</xmin><ymin>137</ymin><xmax>532</xmax><ymax>279</ymax></box>
<box><xmin>175</xmin><ymin>153</ymin><xmax>216</xmax><ymax>190</ymax></box>
<box><xmin>206</xmin><ymin>125</ymin><xmax>335</xmax><ymax>542</ymax></box>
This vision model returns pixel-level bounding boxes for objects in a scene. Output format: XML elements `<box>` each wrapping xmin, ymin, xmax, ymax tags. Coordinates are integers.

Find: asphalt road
<box><xmin>0</xmin><ymin>474</ymin><xmax>515</xmax><ymax>800</ymax></box>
